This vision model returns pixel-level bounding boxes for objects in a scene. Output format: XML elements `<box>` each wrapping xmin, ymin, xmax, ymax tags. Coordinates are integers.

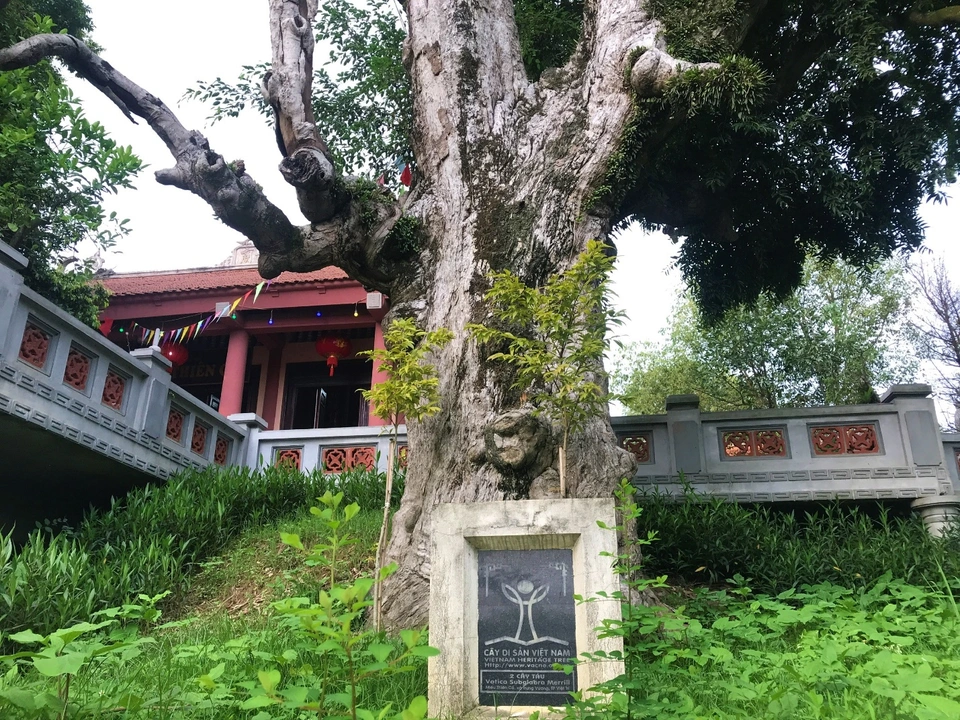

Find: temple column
<box><xmin>369</xmin><ymin>320</ymin><xmax>389</xmax><ymax>427</ymax></box>
<box><xmin>220</xmin><ymin>329</ymin><xmax>250</xmax><ymax>417</ymax></box>
<box><xmin>261</xmin><ymin>337</ymin><xmax>286</xmax><ymax>429</ymax></box>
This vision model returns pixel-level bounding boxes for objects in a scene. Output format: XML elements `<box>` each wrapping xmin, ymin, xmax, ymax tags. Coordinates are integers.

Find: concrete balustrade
<box><xmin>2</xmin><ymin>239</ymin><xmax>959</xmax><ymax>538</ymax></box>
<box><xmin>612</xmin><ymin>388</ymin><xmax>957</xmax><ymax>502</ymax></box>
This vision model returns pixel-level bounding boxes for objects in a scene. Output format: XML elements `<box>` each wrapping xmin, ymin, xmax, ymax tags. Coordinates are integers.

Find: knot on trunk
<box><xmin>483</xmin><ymin>410</ymin><xmax>554</xmax><ymax>478</ymax></box>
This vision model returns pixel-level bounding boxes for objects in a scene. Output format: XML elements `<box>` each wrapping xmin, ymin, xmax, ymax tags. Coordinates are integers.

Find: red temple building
<box><xmin>99</xmin><ymin>242</ymin><xmax>389</xmax><ymax>430</ymax></box>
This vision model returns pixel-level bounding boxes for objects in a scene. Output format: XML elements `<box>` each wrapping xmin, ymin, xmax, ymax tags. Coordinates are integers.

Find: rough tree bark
<box><xmin>0</xmin><ymin>0</ymin><xmax>744</xmax><ymax>628</ymax></box>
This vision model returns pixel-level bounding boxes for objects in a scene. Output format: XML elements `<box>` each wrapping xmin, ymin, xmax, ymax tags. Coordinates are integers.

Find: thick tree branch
<box><xmin>629</xmin><ymin>47</ymin><xmax>721</xmax><ymax>97</ymax></box>
<box><xmin>0</xmin><ymin>32</ymin><xmax>304</xmax><ymax>259</ymax></box>
<box><xmin>266</xmin><ymin>0</ymin><xmax>347</xmax><ymax>223</ymax></box>
<box><xmin>909</xmin><ymin>5</ymin><xmax>960</xmax><ymax>26</ymax></box>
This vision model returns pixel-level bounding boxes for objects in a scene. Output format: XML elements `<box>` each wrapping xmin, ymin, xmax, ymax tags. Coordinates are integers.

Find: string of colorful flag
<box><xmin>109</xmin><ymin>278</ymin><xmax>274</xmax><ymax>346</ymax></box>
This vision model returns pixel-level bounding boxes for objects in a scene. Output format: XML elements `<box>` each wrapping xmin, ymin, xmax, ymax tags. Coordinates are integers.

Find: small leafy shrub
<box><xmin>0</xmin><ymin>464</ymin><xmax>394</xmax><ymax>642</ymax></box>
<box><xmin>637</xmin><ymin>491</ymin><xmax>960</xmax><ymax>592</ymax></box>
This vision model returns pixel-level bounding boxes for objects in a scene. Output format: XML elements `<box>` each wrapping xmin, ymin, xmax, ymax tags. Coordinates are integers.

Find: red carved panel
<box><xmin>845</xmin><ymin>425</ymin><xmax>879</xmax><ymax>454</ymax></box>
<box><xmin>166</xmin><ymin>408</ymin><xmax>184</xmax><ymax>443</ymax></box>
<box><xmin>755</xmin><ymin>430</ymin><xmax>786</xmax><ymax>456</ymax></box>
<box><xmin>723</xmin><ymin>431</ymin><xmax>754</xmax><ymax>457</ymax></box>
<box><xmin>352</xmin><ymin>446</ymin><xmax>377</xmax><ymax>471</ymax></box>
<box><xmin>723</xmin><ymin>429</ymin><xmax>787</xmax><ymax>458</ymax></box>
<box><xmin>322</xmin><ymin>446</ymin><xmax>378</xmax><ymax>473</ymax></box>
<box><xmin>620</xmin><ymin>434</ymin><xmax>651</xmax><ymax>463</ymax></box>
<box><xmin>214</xmin><ymin>437</ymin><xmax>230</xmax><ymax>466</ymax></box>
<box><xmin>101</xmin><ymin>369</ymin><xmax>126</xmax><ymax>411</ymax></box>
<box><xmin>811</xmin><ymin>426</ymin><xmax>844</xmax><ymax>454</ymax></box>
<box><xmin>811</xmin><ymin>425</ymin><xmax>880</xmax><ymax>455</ymax></box>
<box><xmin>191</xmin><ymin>423</ymin><xmax>208</xmax><ymax>455</ymax></box>
<box><xmin>18</xmin><ymin>323</ymin><xmax>50</xmax><ymax>369</ymax></box>
<box><xmin>275</xmin><ymin>448</ymin><xmax>302</xmax><ymax>470</ymax></box>
<box><xmin>397</xmin><ymin>444</ymin><xmax>409</xmax><ymax>469</ymax></box>
<box><xmin>62</xmin><ymin>346</ymin><xmax>91</xmax><ymax>391</ymax></box>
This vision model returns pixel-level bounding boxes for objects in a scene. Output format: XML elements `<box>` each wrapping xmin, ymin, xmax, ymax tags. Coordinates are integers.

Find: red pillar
<box><xmin>369</xmin><ymin>320</ymin><xmax>389</xmax><ymax>427</ymax></box>
<box><xmin>261</xmin><ymin>343</ymin><xmax>285</xmax><ymax>429</ymax></box>
<box><xmin>219</xmin><ymin>329</ymin><xmax>250</xmax><ymax>417</ymax></box>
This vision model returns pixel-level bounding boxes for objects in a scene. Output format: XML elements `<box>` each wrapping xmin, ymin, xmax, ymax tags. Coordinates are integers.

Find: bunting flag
<box><xmin>118</xmin><ymin>276</ymin><xmax>279</xmax><ymax>349</ymax></box>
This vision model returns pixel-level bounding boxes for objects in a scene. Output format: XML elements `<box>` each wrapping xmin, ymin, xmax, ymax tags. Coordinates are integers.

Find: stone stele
<box><xmin>429</xmin><ymin>498</ymin><xmax>624</xmax><ymax>718</ymax></box>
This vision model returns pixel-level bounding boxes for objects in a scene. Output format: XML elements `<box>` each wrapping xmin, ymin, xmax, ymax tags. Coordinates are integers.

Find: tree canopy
<box><xmin>0</xmin><ymin>0</ymin><xmax>141</xmax><ymax>326</ymax></box>
<box><xmin>186</xmin><ymin>0</ymin><xmax>960</xmax><ymax>319</ymax></box>
<box><xmin>615</xmin><ymin>257</ymin><xmax>920</xmax><ymax>414</ymax></box>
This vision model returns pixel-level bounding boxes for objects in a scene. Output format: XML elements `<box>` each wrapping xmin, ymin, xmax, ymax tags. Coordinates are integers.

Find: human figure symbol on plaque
<box><xmin>484</xmin><ymin>576</ymin><xmax>569</xmax><ymax>647</ymax></box>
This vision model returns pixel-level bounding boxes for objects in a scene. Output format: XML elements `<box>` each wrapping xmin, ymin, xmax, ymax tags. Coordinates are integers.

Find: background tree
<box><xmin>5</xmin><ymin>0</ymin><xmax>960</xmax><ymax>626</ymax></box>
<box><xmin>615</xmin><ymin>257</ymin><xmax>920</xmax><ymax>414</ymax></box>
<box><xmin>911</xmin><ymin>258</ymin><xmax>960</xmax><ymax>430</ymax></box>
<box><xmin>0</xmin><ymin>1</ymin><xmax>141</xmax><ymax>326</ymax></box>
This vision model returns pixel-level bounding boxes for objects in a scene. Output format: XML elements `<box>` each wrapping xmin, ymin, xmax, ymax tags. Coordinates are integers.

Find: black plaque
<box><xmin>477</xmin><ymin>549</ymin><xmax>577</xmax><ymax>706</ymax></box>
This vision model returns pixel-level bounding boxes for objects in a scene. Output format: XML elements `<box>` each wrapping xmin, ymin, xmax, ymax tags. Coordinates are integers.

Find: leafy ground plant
<box><xmin>568</xmin><ymin>485</ymin><xmax>960</xmax><ymax>720</ymax></box>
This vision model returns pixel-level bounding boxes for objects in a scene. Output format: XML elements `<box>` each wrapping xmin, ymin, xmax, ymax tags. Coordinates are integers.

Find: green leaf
<box><xmin>258</xmin><ymin>668</ymin><xmax>282</xmax><ymax>693</ymax></box>
<box><xmin>410</xmin><ymin>645</ymin><xmax>441</xmax><ymax>657</ymax></box>
<box><xmin>915</xmin><ymin>693</ymin><xmax>960</xmax><ymax>716</ymax></box>
<box><xmin>0</xmin><ymin>688</ymin><xmax>38</xmax><ymax>710</ymax></box>
<box><xmin>32</xmin><ymin>652</ymin><xmax>86</xmax><ymax>677</ymax></box>
<box><xmin>240</xmin><ymin>694</ymin><xmax>278</xmax><ymax>710</ymax></box>
<box><xmin>280</xmin><ymin>532</ymin><xmax>304</xmax><ymax>550</ymax></box>
<box><xmin>8</xmin><ymin>630</ymin><xmax>44</xmax><ymax>645</ymax></box>
<box><xmin>367</xmin><ymin>642</ymin><xmax>395</xmax><ymax>663</ymax></box>
<box><xmin>402</xmin><ymin>695</ymin><xmax>428</xmax><ymax>720</ymax></box>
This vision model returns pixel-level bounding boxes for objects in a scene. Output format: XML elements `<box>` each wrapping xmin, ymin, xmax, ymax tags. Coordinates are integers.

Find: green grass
<box><xmin>170</xmin><ymin>507</ymin><xmax>384</xmax><ymax>620</ymax></box>
<box><xmin>5</xmin><ymin>471</ymin><xmax>960</xmax><ymax>719</ymax></box>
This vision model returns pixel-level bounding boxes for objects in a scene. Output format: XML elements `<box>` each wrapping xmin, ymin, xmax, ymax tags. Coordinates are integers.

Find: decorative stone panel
<box><xmin>321</xmin><ymin>445</ymin><xmax>377</xmax><ymax>473</ymax></box>
<box><xmin>191</xmin><ymin>422</ymin><xmax>209</xmax><ymax>456</ymax></box>
<box><xmin>62</xmin><ymin>345</ymin><xmax>92</xmax><ymax>392</ymax></box>
<box><xmin>214</xmin><ymin>436</ymin><xmax>230</xmax><ymax>466</ymax></box>
<box><xmin>619</xmin><ymin>433</ymin><xmax>652</xmax><ymax>463</ymax></box>
<box><xmin>811</xmin><ymin>424</ymin><xmax>880</xmax><ymax>455</ymax></box>
<box><xmin>275</xmin><ymin>447</ymin><xmax>303</xmax><ymax>470</ymax></box>
<box><xmin>721</xmin><ymin>428</ymin><xmax>787</xmax><ymax>458</ymax></box>
<box><xmin>100</xmin><ymin>368</ymin><xmax>126</xmax><ymax>411</ymax></box>
<box><xmin>166</xmin><ymin>407</ymin><xmax>185</xmax><ymax>443</ymax></box>
<box><xmin>18</xmin><ymin>323</ymin><xmax>51</xmax><ymax>369</ymax></box>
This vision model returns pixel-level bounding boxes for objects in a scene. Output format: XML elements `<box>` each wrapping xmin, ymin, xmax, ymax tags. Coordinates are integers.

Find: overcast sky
<box><xmin>67</xmin><ymin>1</ymin><xmax>958</xmax><ymax>367</ymax></box>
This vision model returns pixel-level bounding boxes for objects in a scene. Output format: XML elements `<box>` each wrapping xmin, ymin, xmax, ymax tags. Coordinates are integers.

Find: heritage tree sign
<box><xmin>477</xmin><ymin>549</ymin><xmax>578</xmax><ymax>706</ymax></box>
<box><xmin>429</xmin><ymin>499</ymin><xmax>623</xmax><ymax>718</ymax></box>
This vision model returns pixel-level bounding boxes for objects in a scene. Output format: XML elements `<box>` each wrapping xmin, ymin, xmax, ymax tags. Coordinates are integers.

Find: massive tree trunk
<box><xmin>0</xmin><ymin>0</ymin><xmax>721</xmax><ymax>628</ymax></box>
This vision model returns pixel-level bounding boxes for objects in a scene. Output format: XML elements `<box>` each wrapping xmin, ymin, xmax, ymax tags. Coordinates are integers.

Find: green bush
<box><xmin>637</xmin><ymin>491</ymin><xmax>960</xmax><ymax>592</ymax></box>
<box><xmin>0</xmin><ymin>464</ymin><xmax>396</xmax><ymax>642</ymax></box>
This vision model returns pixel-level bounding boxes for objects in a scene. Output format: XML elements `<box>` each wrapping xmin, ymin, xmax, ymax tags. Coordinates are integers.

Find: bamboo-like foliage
<box><xmin>469</xmin><ymin>240</ymin><xmax>624</xmax><ymax>494</ymax></box>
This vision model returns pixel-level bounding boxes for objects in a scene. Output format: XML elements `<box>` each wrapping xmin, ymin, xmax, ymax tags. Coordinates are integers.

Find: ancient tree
<box><xmin>3</xmin><ymin>0</ymin><xmax>960</xmax><ymax>626</ymax></box>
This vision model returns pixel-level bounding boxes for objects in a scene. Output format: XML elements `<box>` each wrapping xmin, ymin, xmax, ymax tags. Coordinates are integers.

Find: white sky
<box><xmin>66</xmin><ymin>0</ymin><xmax>958</xmax><ymax>415</ymax></box>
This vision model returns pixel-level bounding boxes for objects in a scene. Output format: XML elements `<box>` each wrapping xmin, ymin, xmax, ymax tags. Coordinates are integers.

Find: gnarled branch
<box><xmin>266</xmin><ymin>0</ymin><xmax>348</xmax><ymax>224</ymax></box>
<box><xmin>0</xmin><ymin>31</ymin><xmax>407</xmax><ymax>284</ymax></box>
<box><xmin>909</xmin><ymin>5</ymin><xmax>960</xmax><ymax>26</ymax></box>
<box><xmin>0</xmin><ymin>32</ymin><xmax>302</xmax><ymax>257</ymax></box>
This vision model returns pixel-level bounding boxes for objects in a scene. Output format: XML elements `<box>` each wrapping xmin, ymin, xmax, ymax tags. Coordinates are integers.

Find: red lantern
<box><xmin>315</xmin><ymin>336</ymin><xmax>352</xmax><ymax>376</ymax></box>
<box><xmin>160</xmin><ymin>342</ymin><xmax>189</xmax><ymax>368</ymax></box>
